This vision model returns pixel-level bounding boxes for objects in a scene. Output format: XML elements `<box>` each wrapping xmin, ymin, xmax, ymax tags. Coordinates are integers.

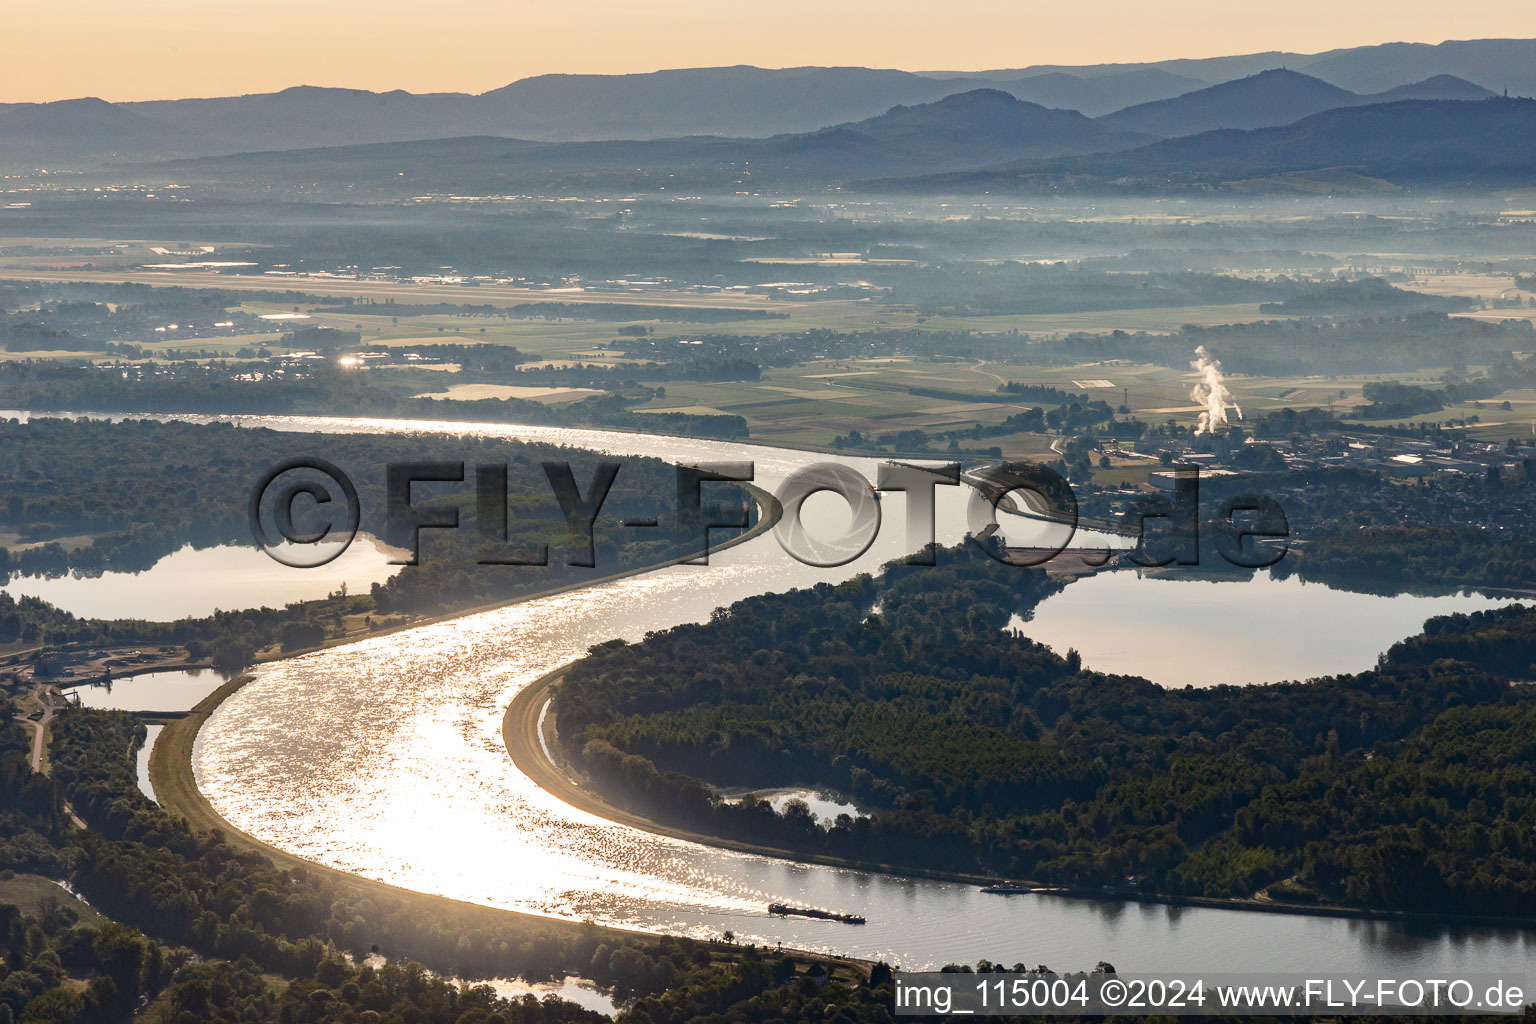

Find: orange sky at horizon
<box><xmin>5</xmin><ymin>0</ymin><xmax>1536</xmax><ymax>103</ymax></box>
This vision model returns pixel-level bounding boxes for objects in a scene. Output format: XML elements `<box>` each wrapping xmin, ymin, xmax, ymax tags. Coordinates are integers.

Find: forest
<box><xmin>888</xmin><ymin>267</ymin><xmax>1464</xmax><ymax>319</ymax></box>
<box><xmin>555</xmin><ymin>542</ymin><xmax>1536</xmax><ymax>916</ymax></box>
<box><xmin>0</xmin><ymin>417</ymin><xmax>752</xmax><ymax>669</ymax></box>
<box><xmin>0</xmin><ymin>700</ymin><xmax>909</xmax><ymax>1023</ymax></box>
<box><xmin>7</xmin><ymin>697</ymin><xmax>1511</xmax><ymax>1020</ymax></box>
<box><xmin>0</xmin><ymin>281</ymin><xmax>335</xmax><ymax>353</ymax></box>
<box><xmin>1286</xmin><ymin>525</ymin><xmax>1536</xmax><ymax>592</ymax></box>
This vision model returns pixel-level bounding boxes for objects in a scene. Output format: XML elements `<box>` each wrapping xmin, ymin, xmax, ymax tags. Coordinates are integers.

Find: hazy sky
<box><xmin>6</xmin><ymin>0</ymin><xmax>1536</xmax><ymax>103</ymax></box>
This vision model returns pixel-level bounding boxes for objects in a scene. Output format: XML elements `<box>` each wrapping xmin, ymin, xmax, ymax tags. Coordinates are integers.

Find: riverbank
<box><xmin>124</xmin><ymin>410</ymin><xmax>1536</xmax><ymax>977</ymax></box>
<box><xmin>503</xmin><ymin>672</ymin><xmax>1536</xmax><ymax>933</ymax></box>
<box><xmin>246</xmin><ymin>481</ymin><xmax>782</xmax><ymax>666</ymax></box>
<box><xmin>150</xmin><ymin>673</ymin><xmax>670</xmax><ymax>952</ymax></box>
<box><xmin>502</xmin><ymin>669</ymin><xmax>1003</xmax><ymax>884</ymax></box>
<box><xmin>146</xmin><ymin>482</ymin><xmax>834</xmax><ymax>955</ymax></box>
<box><xmin>151</xmin><ymin>676</ymin><xmax>873</xmax><ymax>978</ymax></box>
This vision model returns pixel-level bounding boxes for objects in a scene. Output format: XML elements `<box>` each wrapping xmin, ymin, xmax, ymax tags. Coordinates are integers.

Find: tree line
<box><xmin>0</xmin><ymin>417</ymin><xmax>751</xmax><ymax>670</ymax></box>
<box><xmin>0</xmin><ymin>699</ymin><xmax>901</xmax><ymax>1022</ymax></box>
<box><xmin>555</xmin><ymin>541</ymin><xmax>1536</xmax><ymax>916</ymax></box>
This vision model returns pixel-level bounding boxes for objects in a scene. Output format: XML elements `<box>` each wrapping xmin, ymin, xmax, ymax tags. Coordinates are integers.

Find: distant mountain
<box><xmin>0</xmin><ymin>97</ymin><xmax>190</xmax><ymax>166</ymax></box>
<box><xmin>837</xmin><ymin>90</ymin><xmax>1150</xmax><ymax>163</ymax></box>
<box><xmin>927</xmin><ymin>51</ymin><xmax>1309</xmax><ymax>87</ymax></box>
<box><xmin>875</xmin><ymin>98</ymin><xmax>1536</xmax><ymax>193</ymax></box>
<box><xmin>2</xmin><ymin>37</ymin><xmax>1530</xmax><ymax>171</ymax></box>
<box><xmin>0</xmin><ymin>67</ymin><xmax>1167</xmax><ymax>170</ymax></box>
<box><xmin>939</xmin><ymin>38</ymin><xmax>1532</xmax><ymax>96</ymax></box>
<box><xmin>157</xmin><ymin>90</ymin><xmax>1154</xmax><ymax>193</ymax></box>
<box><xmin>125</xmin><ymin>86</ymin><xmax>490</xmax><ymax>151</ymax></box>
<box><xmin>1367</xmin><ymin>74</ymin><xmax>1497</xmax><ymax>102</ymax></box>
<box><xmin>930</xmin><ymin>68</ymin><xmax>1206</xmax><ymax>117</ymax></box>
<box><xmin>475</xmin><ymin>66</ymin><xmax>973</xmax><ymax>139</ymax></box>
<box><xmin>1298</xmin><ymin>38</ymin><xmax>1536</xmax><ymax>95</ymax></box>
<box><xmin>0</xmin><ymin>68</ymin><xmax>985</xmax><ymax>169</ymax></box>
<box><xmin>1098</xmin><ymin>69</ymin><xmax>1493</xmax><ymax>137</ymax></box>
<box><xmin>121</xmin><ymin>69</ymin><xmax>972</xmax><ymax>153</ymax></box>
<box><xmin>1099</xmin><ymin>70</ymin><xmax>1357</xmax><ymax>136</ymax></box>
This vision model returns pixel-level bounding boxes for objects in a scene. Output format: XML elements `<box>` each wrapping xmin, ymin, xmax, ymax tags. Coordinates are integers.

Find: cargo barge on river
<box><xmin>768</xmin><ymin>902</ymin><xmax>866</xmax><ymax>925</ymax></box>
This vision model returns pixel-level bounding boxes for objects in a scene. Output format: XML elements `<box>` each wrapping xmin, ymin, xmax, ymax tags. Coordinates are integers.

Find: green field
<box><xmin>0</xmin><ymin>872</ymin><xmax>106</xmax><ymax>925</ymax></box>
<box><xmin>5</xmin><ymin>264</ymin><xmax>1530</xmax><ymax>450</ymax></box>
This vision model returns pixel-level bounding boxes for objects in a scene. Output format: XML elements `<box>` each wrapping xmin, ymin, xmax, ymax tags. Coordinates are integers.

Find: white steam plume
<box><xmin>1190</xmin><ymin>346</ymin><xmax>1242</xmax><ymax>435</ymax></box>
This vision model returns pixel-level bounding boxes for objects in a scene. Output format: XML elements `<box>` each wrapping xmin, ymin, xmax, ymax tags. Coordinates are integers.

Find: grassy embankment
<box><xmin>501</xmin><ymin>660</ymin><xmax>1536</xmax><ymax>930</ymax></box>
<box><xmin>149</xmin><ymin>674</ymin><xmax>628</xmax><ymax>946</ymax></box>
<box><xmin>149</xmin><ymin>484</ymin><xmax>790</xmax><ymax>946</ymax></box>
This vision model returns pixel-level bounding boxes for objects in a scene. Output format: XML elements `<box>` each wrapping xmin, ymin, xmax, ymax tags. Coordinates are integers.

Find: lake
<box><xmin>1008</xmin><ymin>570</ymin><xmax>1515</xmax><ymax>687</ymax></box>
<box><xmin>3</xmin><ymin>534</ymin><xmax>402</xmax><ymax>620</ymax></box>
<box><xmin>161</xmin><ymin>413</ymin><xmax>1534</xmax><ymax>975</ymax></box>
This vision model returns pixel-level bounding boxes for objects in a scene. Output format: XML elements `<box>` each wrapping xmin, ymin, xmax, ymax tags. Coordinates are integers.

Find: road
<box><xmin>12</xmin><ymin>684</ymin><xmax>89</xmax><ymax>828</ymax></box>
<box><xmin>13</xmin><ymin>684</ymin><xmax>59</xmax><ymax>773</ymax></box>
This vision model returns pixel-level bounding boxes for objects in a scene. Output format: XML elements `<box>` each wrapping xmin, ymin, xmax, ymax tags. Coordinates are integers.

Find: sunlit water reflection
<box><xmin>1009</xmin><ymin>571</ymin><xmax>1515</xmax><ymax>687</ymax></box>
<box><xmin>2</xmin><ymin>534</ymin><xmax>401</xmax><ymax>619</ymax></box>
<box><xmin>65</xmin><ymin>669</ymin><xmax>228</xmax><ymax>711</ymax></box>
<box><xmin>136</xmin><ymin>723</ymin><xmax>163</xmax><ymax>804</ymax></box>
<box><xmin>15</xmin><ymin>412</ymin><xmax>1529</xmax><ymax>973</ymax></box>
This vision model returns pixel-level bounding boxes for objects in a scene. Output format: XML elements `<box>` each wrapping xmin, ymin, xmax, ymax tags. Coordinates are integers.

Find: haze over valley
<box><xmin>5</xmin><ymin>21</ymin><xmax>1536</xmax><ymax>1024</ymax></box>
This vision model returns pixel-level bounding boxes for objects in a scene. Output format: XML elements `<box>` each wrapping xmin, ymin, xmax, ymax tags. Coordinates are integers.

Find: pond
<box><xmin>717</xmin><ymin>787</ymin><xmax>867</xmax><ymax>826</ymax></box>
<box><xmin>478</xmin><ymin>976</ymin><xmax>618</xmax><ymax>1016</ymax></box>
<box><xmin>136</xmin><ymin>724</ymin><xmax>163</xmax><ymax>803</ymax></box>
<box><xmin>184</xmin><ymin>414</ymin><xmax>1534</xmax><ymax>974</ymax></box>
<box><xmin>66</xmin><ymin>668</ymin><xmax>228</xmax><ymax>712</ymax></box>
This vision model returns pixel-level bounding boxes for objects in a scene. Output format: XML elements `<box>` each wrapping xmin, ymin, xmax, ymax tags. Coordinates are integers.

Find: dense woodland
<box><xmin>2</xmin><ymin>205</ymin><xmax>1535</xmax><ymax>1020</ymax></box>
<box><xmin>557</xmin><ymin>542</ymin><xmax>1536</xmax><ymax>916</ymax></box>
<box><xmin>0</xmin><ymin>701</ymin><xmax>917</xmax><ymax>1023</ymax></box>
<box><xmin>1255</xmin><ymin>276</ymin><xmax>1471</xmax><ymax>316</ymax></box>
<box><xmin>0</xmin><ymin>282</ymin><xmax>331</xmax><ymax>354</ymax></box>
<box><xmin>0</xmin><ymin>418</ymin><xmax>751</xmax><ymax>668</ymax></box>
<box><xmin>7</xmin><ymin>696</ymin><xmax>1524</xmax><ymax>1020</ymax></box>
<box><xmin>1287</xmin><ymin>524</ymin><xmax>1536</xmax><ymax>592</ymax></box>
<box><xmin>889</xmin><ymin>266</ymin><xmax>1466</xmax><ymax>319</ymax></box>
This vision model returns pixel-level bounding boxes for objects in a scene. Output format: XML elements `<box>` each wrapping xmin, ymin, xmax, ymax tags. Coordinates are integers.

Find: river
<box><xmin>15</xmin><ymin>411</ymin><xmax>1531</xmax><ymax>972</ymax></box>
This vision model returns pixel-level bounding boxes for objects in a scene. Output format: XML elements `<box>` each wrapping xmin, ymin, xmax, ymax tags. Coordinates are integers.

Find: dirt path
<box><xmin>972</xmin><ymin>360</ymin><xmax>1009</xmax><ymax>386</ymax></box>
<box><xmin>15</xmin><ymin>684</ymin><xmax>59</xmax><ymax>773</ymax></box>
<box><xmin>13</xmin><ymin>685</ymin><xmax>89</xmax><ymax>828</ymax></box>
